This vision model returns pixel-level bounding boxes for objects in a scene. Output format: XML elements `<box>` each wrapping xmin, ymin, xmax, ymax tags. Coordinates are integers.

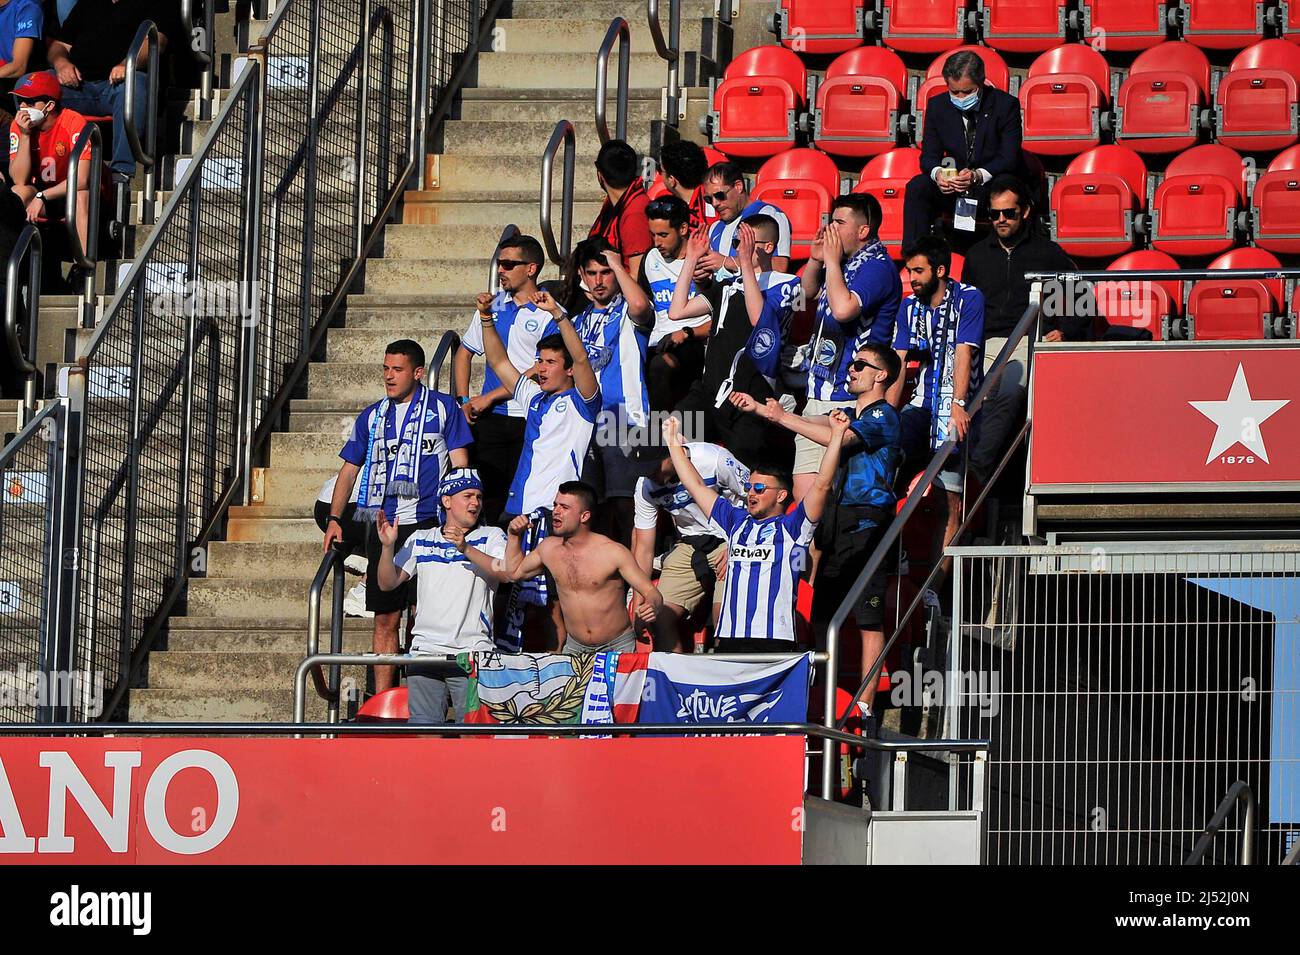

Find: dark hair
<box><xmin>595</xmin><ymin>140</ymin><xmax>640</xmax><ymax>189</ymax></box>
<box><xmin>560</xmin><ymin>237</ymin><xmax>618</xmax><ymax>313</ymax></box>
<box><xmin>556</xmin><ymin>480</ymin><xmax>598</xmax><ymax>515</ymax></box>
<box><xmin>497</xmin><ymin>234</ymin><xmax>546</xmax><ymax>270</ymax></box>
<box><xmin>536</xmin><ymin>333</ymin><xmax>574</xmax><ymax>368</ymax></box>
<box><xmin>385</xmin><ymin>339</ymin><xmax>425</xmax><ymax>368</ymax></box>
<box><xmin>749</xmin><ymin>466</ymin><xmax>793</xmax><ymax>493</ymax></box>
<box><xmin>738</xmin><ymin>212</ymin><xmax>779</xmax><ymax>244</ymax></box>
<box><xmin>573</xmin><ymin>235</ymin><xmax>616</xmax><ymax>271</ymax></box>
<box><xmin>660</xmin><ymin>139</ymin><xmax>708</xmax><ymax>189</ymax></box>
<box><xmin>901</xmin><ymin>234</ymin><xmax>952</xmax><ymax>275</ymax></box>
<box><xmin>703</xmin><ymin>161</ymin><xmax>746</xmax><ymax>188</ymax></box>
<box><xmin>832</xmin><ymin>193</ymin><xmax>882</xmax><ymax>236</ymax></box>
<box><xmin>645</xmin><ymin>194</ymin><xmax>690</xmax><ymax>229</ymax></box>
<box><xmin>942</xmin><ymin>50</ymin><xmax>985</xmax><ymax>86</ymax></box>
<box><xmin>987</xmin><ymin>174</ymin><xmax>1033</xmax><ymax>210</ymax></box>
<box><xmin>855</xmin><ymin>341</ymin><xmax>903</xmax><ymax>387</ymax></box>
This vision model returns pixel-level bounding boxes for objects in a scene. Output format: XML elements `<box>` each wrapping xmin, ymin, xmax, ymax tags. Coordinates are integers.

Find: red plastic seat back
<box><xmin>712</xmin><ymin>49</ymin><xmax>807</xmax><ymax>159</ymax></box>
<box><xmin>1181</xmin><ymin>0</ymin><xmax>1269</xmax><ymax>50</ymax></box>
<box><xmin>357</xmin><ymin>687</ymin><xmax>410</xmax><ymax>722</ymax></box>
<box><xmin>980</xmin><ymin>0</ymin><xmax>1069</xmax><ymax>53</ymax></box>
<box><xmin>815</xmin><ymin>48</ymin><xmax>908</xmax><ymax>157</ymax></box>
<box><xmin>880</xmin><ymin>0</ymin><xmax>967</xmax><ymax>53</ymax></box>
<box><xmin>1077</xmin><ymin>0</ymin><xmax>1169</xmax><ymax>51</ymax></box>
<box><xmin>1129</xmin><ymin>41</ymin><xmax>1212</xmax><ymax>95</ymax></box>
<box><xmin>1211</xmin><ymin>248</ymin><xmax>1284</xmax><ymax>306</ymax></box>
<box><xmin>1095</xmin><ymin>250</ymin><xmax>1182</xmax><ymax>338</ymax></box>
<box><xmin>1065</xmin><ymin>145</ymin><xmax>1148</xmax><ymax>201</ymax></box>
<box><xmin>757</xmin><ymin>148</ymin><xmax>842</xmax><ymax>197</ymax></box>
<box><xmin>1187</xmin><ymin>248</ymin><xmax>1282</xmax><ymax>341</ymax></box>
<box><xmin>1251</xmin><ymin>161</ymin><xmax>1300</xmax><ymax>254</ymax></box>
<box><xmin>1166</xmin><ymin>144</ymin><xmax>1247</xmax><ymax>199</ymax></box>
<box><xmin>725</xmin><ymin>46</ymin><xmax>809</xmax><ymax>94</ymax></box>
<box><xmin>1027</xmin><ymin>43</ymin><xmax>1112</xmax><ymax>94</ymax></box>
<box><xmin>1288</xmin><ymin>0</ymin><xmax>1300</xmax><ymax>42</ymax></box>
<box><xmin>825</xmin><ymin>46</ymin><xmax>909</xmax><ymax>92</ymax></box>
<box><xmin>854</xmin><ymin>148</ymin><xmax>922</xmax><ymax>257</ymax></box>
<box><xmin>1021</xmin><ymin>44</ymin><xmax>1111</xmax><ymax>156</ymax></box>
<box><xmin>1269</xmin><ymin>145</ymin><xmax>1300</xmax><ymax>172</ymax></box>
<box><xmin>1216</xmin><ymin>40</ymin><xmax>1300</xmax><ymax>151</ymax></box>
<box><xmin>924</xmin><ymin>45</ymin><xmax>1012</xmax><ymax>89</ymax></box>
<box><xmin>776</xmin><ymin>0</ymin><xmax>867</xmax><ymax>54</ymax></box>
<box><xmin>752</xmin><ymin>180</ymin><xmax>832</xmax><ymax>262</ymax></box>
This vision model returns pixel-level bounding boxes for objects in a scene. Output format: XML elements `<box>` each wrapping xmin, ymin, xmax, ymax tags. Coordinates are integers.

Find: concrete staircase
<box><xmin>130</xmin><ymin>1</ymin><xmax>719</xmax><ymax>721</ymax></box>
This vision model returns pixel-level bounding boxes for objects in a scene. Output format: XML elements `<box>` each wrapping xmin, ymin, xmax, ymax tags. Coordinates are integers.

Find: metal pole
<box><xmin>595</xmin><ymin>19</ymin><xmax>631</xmax><ymax>145</ymax></box>
<box><xmin>354</xmin><ymin>0</ymin><xmax>373</xmax><ymax>261</ymax></box>
<box><xmin>3</xmin><ymin>226</ymin><xmax>41</xmax><ymax>426</ymax></box>
<box><xmin>539</xmin><ymin>120</ymin><xmax>576</xmax><ymax>266</ymax></box>
<box><xmin>234</xmin><ymin>64</ymin><xmax>266</xmax><ymax>503</ymax></box>
<box><xmin>298</xmin><ymin>0</ymin><xmax>323</xmax><ymax>354</ymax></box>
<box><xmin>411</xmin><ymin>0</ymin><xmax>433</xmax><ymax>190</ymax></box>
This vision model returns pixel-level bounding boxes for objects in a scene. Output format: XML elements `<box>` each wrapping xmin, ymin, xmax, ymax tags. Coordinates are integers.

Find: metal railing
<box><xmin>122</xmin><ymin>20</ymin><xmax>161</xmax><ymax>221</ymax></box>
<box><xmin>64</xmin><ymin>122</ymin><xmax>102</xmax><ymax>326</ymax></box>
<box><xmin>1185</xmin><ymin>782</ymin><xmax>1257</xmax><ymax>865</ymax></box>
<box><xmin>540</xmin><ymin>120</ymin><xmax>576</xmax><ymax>268</ymax></box>
<box><xmin>647</xmin><ymin>0</ymin><xmax>681</xmax><ymax>124</ymax></box>
<box><xmin>819</xmin><ymin>298</ymin><xmax>1045</xmax><ymax>800</ymax></box>
<box><xmin>4</xmin><ymin>226</ymin><xmax>42</xmax><ymax>426</ymax></box>
<box><xmin>180</xmin><ymin>0</ymin><xmax>215</xmax><ymax>118</ymax></box>
<box><xmin>0</xmin><ymin>401</ymin><xmax>76</xmax><ymax>723</ymax></box>
<box><xmin>306</xmin><ymin>544</ymin><xmax>348</xmax><ymax>724</ymax></box>
<box><xmin>595</xmin><ymin>18</ymin><xmax>631</xmax><ymax>144</ymax></box>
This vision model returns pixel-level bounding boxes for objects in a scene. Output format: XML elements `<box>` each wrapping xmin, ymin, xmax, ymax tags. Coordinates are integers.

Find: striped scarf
<box><xmin>354</xmin><ymin>384</ymin><xmax>430</xmax><ymax>522</ymax></box>
<box><xmin>499</xmin><ymin>508</ymin><xmax>551</xmax><ymax>652</ymax></box>
<box><xmin>903</xmin><ymin>280</ymin><xmax>961</xmax><ymax>450</ymax></box>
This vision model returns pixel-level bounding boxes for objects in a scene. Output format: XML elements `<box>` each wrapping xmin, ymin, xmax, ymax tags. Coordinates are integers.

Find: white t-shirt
<box><xmin>460</xmin><ymin>293</ymin><xmax>555</xmax><ymax>417</ymax></box>
<box><xmin>506</xmin><ymin>376</ymin><xmax>602</xmax><ymax>516</ymax></box>
<box><xmin>317</xmin><ymin>474</ymin><xmax>361</xmax><ymax>505</ymax></box>
<box><xmin>633</xmin><ymin>442</ymin><xmax>750</xmax><ymax>539</ymax></box>
<box><xmin>641</xmin><ymin>249</ymin><xmax>703</xmax><ymax>346</ymax></box>
<box><xmin>396</xmin><ymin>525</ymin><xmax>508</xmax><ymax>655</ymax></box>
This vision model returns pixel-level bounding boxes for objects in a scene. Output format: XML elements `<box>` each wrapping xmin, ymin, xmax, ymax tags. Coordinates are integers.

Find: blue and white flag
<box><xmin>638</xmin><ymin>653</ymin><xmax>812</xmax><ymax>724</ymax></box>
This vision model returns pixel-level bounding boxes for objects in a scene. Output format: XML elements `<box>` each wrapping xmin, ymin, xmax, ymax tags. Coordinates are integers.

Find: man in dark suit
<box><xmin>902</xmin><ymin>50</ymin><xmax>1026</xmax><ymax>249</ymax></box>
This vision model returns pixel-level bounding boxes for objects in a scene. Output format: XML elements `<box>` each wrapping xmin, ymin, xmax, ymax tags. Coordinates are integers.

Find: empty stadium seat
<box><xmin>1150</xmin><ymin>144</ymin><xmax>1246</xmax><ymax>256</ymax></box>
<box><xmin>911</xmin><ymin>45</ymin><xmax>1011</xmax><ymax>145</ymax></box>
<box><xmin>978</xmin><ymin>0</ymin><xmax>1068</xmax><ymax>53</ymax></box>
<box><xmin>1215</xmin><ymin>40</ymin><xmax>1300</xmax><ymax>152</ymax></box>
<box><xmin>753</xmin><ymin>148</ymin><xmax>841</xmax><ymax>260</ymax></box>
<box><xmin>1186</xmin><ymin>248</ymin><xmax>1282</xmax><ymax>340</ymax></box>
<box><xmin>1095</xmin><ymin>250</ymin><xmax>1182</xmax><ymax>339</ymax></box>
<box><xmin>1179</xmin><ymin>0</ymin><xmax>1270</xmax><ymax>50</ymax></box>
<box><xmin>853</xmin><ymin>147</ymin><xmax>922</xmax><ymax>258</ymax></box>
<box><xmin>770</xmin><ymin>0</ymin><xmax>868</xmax><ymax>54</ymax></box>
<box><xmin>356</xmin><ymin>687</ymin><xmax>410</xmax><ymax>722</ymax></box>
<box><xmin>1069</xmin><ymin>0</ymin><xmax>1170</xmax><ymax>51</ymax></box>
<box><xmin>873</xmin><ymin>0</ymin><xmax>968</xmax><ymax>54</ymax></box>
<box><xmin>1050</xmin><ymin>145</ymin><xmax>1148</xmax><ymax>258</ymax></box>
<box><xmin>1114</xmin><ymin>42</ymin><xmax>1211</xmax><ymax>154</ymax></box>
<box><xmin>707</xmin><ymin>47</ymin><xmax>808</xmax><ymax>159</ymax></box>
<box><xmin>1287</xmin><ymin>1</ymin><xmax>1300</xmax><ymax>43</ymax></box>
<box><xmin>812</xmin><ymin>47</ymin><xmax>908</xmax><ymax>157</ymax></box>
<box><xmin>1252</xmin><ymin>144</ymin><xmax>1300</xmax><ymax>254</ymax></box>
<box><xmin>1020</xmin><ymin>44</ymin><xmax>1112</xmax><ymax>156</ymax></box>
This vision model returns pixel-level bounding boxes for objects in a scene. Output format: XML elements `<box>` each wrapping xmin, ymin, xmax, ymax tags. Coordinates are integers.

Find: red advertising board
<box><xmin>0</xmin><ymin>736</ymin><xmax>806</xmax><ymax>864</ymax></box>
<box><xmin>1030</xmin><ymin>343</ymin><xmax>1300</xmax><ymax>491</ymax></box>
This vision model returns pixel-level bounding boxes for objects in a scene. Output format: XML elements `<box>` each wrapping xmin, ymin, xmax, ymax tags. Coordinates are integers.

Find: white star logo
<box><xmin>1188</xmin><ymin>364</ymin><xmax>1290</xmax><ymax>464</ymax></box>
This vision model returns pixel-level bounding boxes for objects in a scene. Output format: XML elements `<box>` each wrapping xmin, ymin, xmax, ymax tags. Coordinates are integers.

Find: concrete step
<box><xmin>382</xmin><ymin>221</ymin><xmax>587</xmax><ymax>259</ymax></box>
<box><xmin>166</xmin><ymin>617</ymin><xmax>373</xmax><ymax>653</ymax></box>
<box><xmin>305</xmin><ymin>359</ymin><xmax>481</xmax><ymax>405</ymax></box>
<box><xmin>400</xmin><ymin>195</ymin><xmax>603</xmax><ymax>228</ymax></box>
<box><xmin>362</xmin><ymin>256</ymin><xmax>511</xmax><ymax>295</ymax></box>
<box><xmin>260</xmin><ymin>466</ymin><xmax>339</xmax><ymax>507</ymax></box>
<box><xmin>206</xmin><ymin>540</ymin><xmax>338</xmax><ymax>579</ymax></box>
<box><xmin>128</xmin><ymin>687</ymin><xmax>344</xmax><ymax>723</ymax></box>
<box><xmin>489</xmin><ymin>17</ymin><xmax>662</xmax><ymax>55</ymax></box>
<box><xmin>225</xmin><ymin>515</ymin><xmax>323</xmax><ymax>543</ymax></box>
<box><xmin>324</xmin><ymin>326</ymin><xmax>487</xmax><ymax>366</ymax></box>
<box><xmin>476</xmin><ymin>51</ymin><xmax>666</xmax><ymax>90</ymax></box>
<box><xmin>149</xmin><ymin>650</ymin><xmax>317</xmax><ymax>692</ymax></box>
<box><xmin>185</xmin><ymin>575</ymin><xmax>344</xmax><ymax>618</ymax></box>
<box><xmin>433</xmin><ymin>153</ymin><xmax>609</xmax><ymax>196</ymax></box>
<box><xmin>271</xmin><ymin>430</ymin><xmax>374</xmax><ymax>473</ymax></box>
<box><xmin>458</xmin><ymin>88</ymin><xmax>665</xmax><ymax>125</ymax></box>
<box><xmin>511</xmin><ymin>0</ymin><xmax>717</xmax><ymax>21</ymax></box>
<box><xmin>442</xmin><ymin>120</ymin><xmax>651</xmax><ymax>157</ymax></box>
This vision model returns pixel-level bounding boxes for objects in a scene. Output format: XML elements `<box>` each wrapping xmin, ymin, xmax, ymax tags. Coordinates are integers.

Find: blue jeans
<box><xmin>59</xmin><ymin>78</ymin><xmax>150</xmax><ymax>177</ymax></box>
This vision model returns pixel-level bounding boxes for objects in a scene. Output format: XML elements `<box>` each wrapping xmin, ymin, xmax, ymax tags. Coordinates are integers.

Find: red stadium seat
<box><xmin>1095</xmin><ymin>250</ymin><xmax>1182</xmax><ymax>339</ymax></box>
<box><xmin>356</xmin><ymin>687</ymin><xmax>410</xmax><ymax>722</ymax></box>
<box><xmin>875</xmin><ymin>0</ymin><xmax>968</xmax><ymax>54</ymax></box>
<box><xmin>1150</xmin><ymin>144</ymin><xmax>1246</xmax><ymax>256</ymax></box>
<box><xmin>1287</xmin><ymin>1</ymin><xmax>1300</xmax><ymax>43</ymax></box>
<box><xmin>1050</xmin><ymin>145</ymin><xmax>1148</xmax><ymax>258</ymax></box>
<box><xmin>1186</xmin><ymin>248</ymin><xmax>1282</xmax><ymax>340</ymax></box>
<box><xmin>1215</xmin><ymin>40</ymin><xmax>1300</xmax><ymax>152</ymax></box>
<box><xmin>1179</xmin><ymin>0</ymin><xmax>1270</xmax><ymax>51</ymax></box>
<box><xmin>771</xmin><ymin>0</ymin><xmax>868</xmax><ymax>54</ymax></box>
<box><xmin>1070</xmin><ymin>0</ymin><xmax>1170</xmax><ymax>51</ymax></box>
<box><xmin>912</xmin><ymin>46</ymin><xmax>1011</xmax><ymax>146</ymax></box>
<box><xmin>813</xmin><ymin>47</ymin><xmax>908</xmax><ymax>158</ymax></box>
<box><xmin>1252</xmin><ymin>145</ymin><xmax>1300</xmax><ymax>254</ymax></box>
<box><xmin>978</xmin><ymin>0</ymin><xmax>1068</xmax><ymax>53</ymax></box>
<box><xmin>1114</xmin><ymin>42</ymin><xmax>1210</xmax><ymax>154</ymax></box>
<box><xmin>753</xmin><ymin>148</ymin><xmax>841</xmax><ymax>261</ymax></box>
<box><xmin>707</xmin><ymin>47</ymin><xmax>808</xmax><ymax>159</ymax></box>
<box><xmin>1020</xmin><ymin>44</ymin><xmax>1112</xmax><ymax>156</ymax></box>
<box><xmin>854</xmin><ymin>147</ymin><xmax>922</xmax><ymax>258</ymax></box>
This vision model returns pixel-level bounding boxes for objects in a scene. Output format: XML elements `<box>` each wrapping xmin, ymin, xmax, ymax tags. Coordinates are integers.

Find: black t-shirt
<box><xmin>57</xmin><ymin>0</ymin><xmax>182</xmax><ymax>82</ymax></box>
<box><xmin>700</xmin><ymin>279</ymin><xmax>766</xmax><ymax>394</ymax></box>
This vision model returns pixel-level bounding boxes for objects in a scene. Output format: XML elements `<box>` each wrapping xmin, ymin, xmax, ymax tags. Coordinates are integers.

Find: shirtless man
<box><xmin>505</xmin><ymin>480</ymin><xmax>664</xmax><ymax>655</ymax></box>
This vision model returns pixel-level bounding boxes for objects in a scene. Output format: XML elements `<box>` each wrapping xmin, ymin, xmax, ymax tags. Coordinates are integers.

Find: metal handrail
<box><xmin>428</xmin><ymin>330</ymin><xmax>460</xmax><ymax>392</ymax></box>
<box><xmin>646</xmin><ymin>0</ymin><xmax>681</xmax><ymax>124</ymax></box>
<box><xmin>540</xmin><ymin>120</ymin><xmax>576</xmax><ymax>267</ymax></box>
<box><xmin>1185</xmin><ymin>781</ymin><xmax>1256</xmax><ymax>865</ymax></box>
<box><xmin>122</xmin><ymin>20</ymin><xmax>161</xmax><ymax>215</ymax></box>
<box><xmin>180</xmin><ymin>0</ymin><xmax>215</xmax><ymax>116</ymax></box>
<box><xmin>306</xmin><ymin>544</ymin><xmax>348</xmax><ymax>724</ymax></box>
<box><xmin>488</xmin><ymin>223</ymin><xmax>520</xmax><ymax>290</ymax></box>
<box><xmin>836</xmin><ymin>417</ymin><xmax>1032</xmax><ymax>732</ymax></box>
<box><xmin>63</xmin><ymin>122</ymin><xmax>102</xmax><ymax>273</ymax></box>
<box><xmin>3</xmin><ymin>225</ymin><xmax>41</xmax><ymax>426</ymax></box>
<box><xmin>1026</xmin><ymin>268</ymin><xmax>1300</xmax><ymax>282</ymax></box>
<box><xmin>595</xmin><ymin>18</ymin><xmax>631</xmax><ymax>144</ymax></box>
<box><xmin>819</xmin><ymin>299</ymin><xmax>1044</xmax><ymax>800</ymax></box>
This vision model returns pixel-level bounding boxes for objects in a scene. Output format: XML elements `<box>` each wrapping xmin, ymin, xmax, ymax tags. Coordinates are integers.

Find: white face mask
<box><xmin>21</xmin><ymin>106</ymin><xmax>46</xmax><ymax>125</ymax></box>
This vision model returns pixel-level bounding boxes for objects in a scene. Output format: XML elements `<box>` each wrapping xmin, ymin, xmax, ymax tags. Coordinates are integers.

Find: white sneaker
<box><xmin>343</xmin><ymin>580</ymin><xmax>373</xmax><ymax>618</ymax></box>
<box><xmin>344</xmin><ymin>554</ymin><xmax>368</xmax><ymax>575</ymax></box>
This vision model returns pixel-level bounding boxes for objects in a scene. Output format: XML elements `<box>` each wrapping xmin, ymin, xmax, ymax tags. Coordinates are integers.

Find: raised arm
<box><xmin>536</xmin><ymin>289</ymin><xmax>599</xmax><ymax>400</ymax></box>
<box><xmin>662</xmin><ymin>415</ymin><xmax>718</xmax><ymax>517</ymax></box>
<box><xmin>735</xmin><ymin>223</ymin><xmax>766</xmax><ymax>328</ymax></box>
<box><xmin>821</xmin><ymin>227</ymin><xmax>863</xmax><ymax>322</ymax></box>
<box><xmin>476</xmin><ymin>292</ymin><xmax>522</xmax><ymax>393</ymax></box>
<box><xmin>668</xmin><ymin>230</ymin><xmax>715</xmax><ymax>323</ymax></box>
<box><xmin>445</xmin><ymin>525</ymin><xmax>512</xmax><ymax>584</ymax></box>
<box><xmin>802</xmin><ymin>412</ymin><xmax>849</xmax><ymax>525</ymax></box>
<box><xmin>604</xmin><ymin>249</ymin><xmax>653</xmax><ymax>328</ymax></box>
<box><xmin>504</xmin><ymin>515</ymin><xmax>547</xmax><ymax>582</ymax></box>
<box><xmin>728</xmin><ymin>392</ymin><xmax>859</xmax><ymax>450</ymax></box>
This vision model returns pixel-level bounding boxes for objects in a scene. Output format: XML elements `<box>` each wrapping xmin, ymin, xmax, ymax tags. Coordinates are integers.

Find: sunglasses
<box><xmin>706</xmin><ymin>185</ymin><xmax>737</xmax><ymax>204</ymax></box>
<box><xmin>849</xmin><ymin>359</ymin><xmax>882</xmax><ymax>373</ymax></box>
<box><xmin>645</xmin><ymin>200</ymin><xmax>679</xmax><ymax>217</ymax></box>
<box><xmin>496</xmin><ymin>258</ymin><xmax>528</xmax><ymax>270</ymax></box>
<box><xmin>743</xmin><ymin>481</ymin><xmax>775</xmax><ymax>494</ymax></box>
<box><xmin>990</xmin><ymin>207</ymin><xmax>1022</xmax><ymax>221</ymax></box>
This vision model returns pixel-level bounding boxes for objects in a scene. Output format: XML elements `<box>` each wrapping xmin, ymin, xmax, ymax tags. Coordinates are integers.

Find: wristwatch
<box><xmin>34</xmin><ymin>191</ymin><xmax>45</xmax><ymax>203</ymax></box>
<box><xmin>954</xmin><ymin>398</ymin><xmax>967</xmax><ymax>409</ymax></box>
<box><xmin>326</xmin><ymin>514</ymin><xmax>342</xmax><ymax>526</ymax></box>
<box><xmin>456</xmin><ymin>395</ymin><xmax>470</xmax><ymax>406</ymax></box>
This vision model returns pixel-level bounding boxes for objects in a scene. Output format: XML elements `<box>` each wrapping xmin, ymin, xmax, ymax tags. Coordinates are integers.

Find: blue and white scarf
<box><xmin>902</xmin><ymin>280</ymin><xmax>961</xmax><ymax>450</ymax></box>
<box><xmin>354</xmin><ymin>384</ymin><xmax>432</xmax><ymax>522</ymax></box>
<box><xmin>499</xmin><ymin>508</ymin><xmax>551</xmax><ymax>651</ymax></box>
<box><xmin>809</xmin><ymin>239</ymin><xmax>893</xmax><ymax>393</ymax></box>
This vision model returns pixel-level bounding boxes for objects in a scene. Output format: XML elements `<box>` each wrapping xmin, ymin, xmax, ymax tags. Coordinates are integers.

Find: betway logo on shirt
<box><xmin>731</xmin><ymin>543</ymin><xmax>775</xmax><ymax>563</ymax></box>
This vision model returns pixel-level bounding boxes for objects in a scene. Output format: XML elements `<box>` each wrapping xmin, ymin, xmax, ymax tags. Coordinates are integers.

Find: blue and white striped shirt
<box><xmin>710</xmin><ymin>499</ymin><xmax>818</xmax><ymax>642</ymax></box>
